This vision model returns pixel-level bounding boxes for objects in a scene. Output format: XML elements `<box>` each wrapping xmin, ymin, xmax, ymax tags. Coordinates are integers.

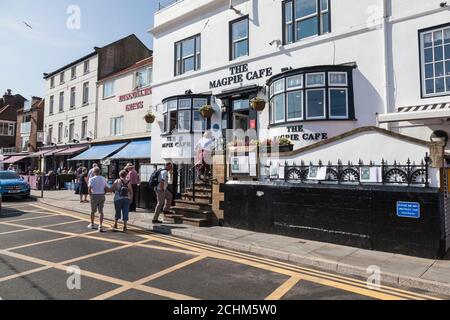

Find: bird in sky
<box><xmin>22</xmin><ymin>21</ymin><xmax>33</xmax><ymax>29</ymax></box>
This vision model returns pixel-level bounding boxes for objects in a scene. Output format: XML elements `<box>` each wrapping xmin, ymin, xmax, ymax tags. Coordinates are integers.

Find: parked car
<box><xmin>0</xmin><ymin>171</ymin><xmax>31</xmax><ymax>199</ymax></box>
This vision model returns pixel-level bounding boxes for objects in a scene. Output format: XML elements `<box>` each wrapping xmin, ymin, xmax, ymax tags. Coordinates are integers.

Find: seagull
<box><xmin>22</xmin><ymin>21</ymin><xmax>32</xmax><ymax>29</ymax></box>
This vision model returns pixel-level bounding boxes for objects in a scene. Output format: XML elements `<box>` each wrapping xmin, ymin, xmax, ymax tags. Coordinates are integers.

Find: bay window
<box><xmin>420</xmin><ymin>24</ymin><xmax>450</xmax><ymax>97</ymax></box>
<box><xmin>283</xmin><ymin>0</ymin><xmax>330</xmax><ymax>45</ymax></box>
<box><xmin>175</xmin><ymin>35</ymin><xmax>201</xmax><ymax>76</ymax></box>
<box><xmin>162</xmin><ymin>95</ymin><xmax>210</xmax><ymax>134</ymax></box>
<box><xmin>268</xmin><ymin>66</ymin><xmax>354</xmax><ymax>125</ymax></box>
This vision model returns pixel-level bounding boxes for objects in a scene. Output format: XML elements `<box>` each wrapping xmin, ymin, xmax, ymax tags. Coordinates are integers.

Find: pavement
<box><xmin>30</xmin><ymin>189</ymin><xmax>450</xmax><ymax>296</ymax></box>
<box><xmin>0</xmin><ymin>200</ymin><xmax>444</xmax><ymax>300</ymax></box>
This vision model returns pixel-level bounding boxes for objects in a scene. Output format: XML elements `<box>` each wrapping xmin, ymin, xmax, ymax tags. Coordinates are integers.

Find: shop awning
<box><xmin>3</xmin><ymin>155</ymin><xmax>29</xmax><ymax>164</ymax></box>
<box><xmin>29</xmin><ymin>149</ymin><xmax>56</xmax><ymax>158</ymax></box>
<box><xmin>54</xmin><ymin>146</ymin><xmax>88</xmax><ymax>156</ymax></box>
<box><xmin>109</xmin><ymin>140</ymin><xmax>151</xmax><ymax>160</ymax></box>
<box><xmin>69</xmin><ymin>143</ymin><xmax>127</xmax><ymax>161</ymax></box>
<box><xmin>378</xmin><ymin>103</ymin><xmax>450</xmax><ymax>123</ymax></box>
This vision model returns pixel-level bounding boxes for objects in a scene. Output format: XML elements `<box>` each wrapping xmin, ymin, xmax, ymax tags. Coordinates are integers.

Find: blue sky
<box><xmin>0</xmin><ymin>0</ymin><xmax>160</xmax><ymax>99</ymax></box>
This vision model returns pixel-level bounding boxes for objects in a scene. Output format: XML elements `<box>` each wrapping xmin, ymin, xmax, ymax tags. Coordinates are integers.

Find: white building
<box><xmin>42</xmin><ymin>34</ymin><xmax>153</xmax><ymax>172</ymax></box>
<box><xmin>149</xmin><ymin>0</ymin><xmax>449</xmax><ymax>174</ymax></box>
<box><xmin>94</xmin><ymin>57</ymin><xmax>153</xmax><ymax>177</ymax></box>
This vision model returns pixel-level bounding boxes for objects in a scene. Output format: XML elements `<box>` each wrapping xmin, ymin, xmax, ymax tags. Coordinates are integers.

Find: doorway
<box><xmin>233</xmin><ymin>113</ymin><xmax>249</xmax><ymax>131</ymax></box>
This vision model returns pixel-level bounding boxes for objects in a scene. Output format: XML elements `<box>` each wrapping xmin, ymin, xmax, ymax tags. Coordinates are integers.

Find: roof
<box><xmin>98</xmin><ymin>57</ymin><xmax>153</xmax><ymax>83</ymax></box>
<box><xmin>43</xmin><ymin>51</ymin><xmax>97</xmax><ymax>80</ymax></box>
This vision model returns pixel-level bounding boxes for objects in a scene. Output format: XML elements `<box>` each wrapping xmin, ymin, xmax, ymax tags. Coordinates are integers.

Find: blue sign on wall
<box><xmin>397</xmin><ymin>202</ymin><xmax>421</xmax><ymax>219</ymax></box>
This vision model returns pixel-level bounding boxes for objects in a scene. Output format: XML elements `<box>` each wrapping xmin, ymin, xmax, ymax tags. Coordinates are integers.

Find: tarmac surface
<box><xmin>0</xmin><ymin>198</ymin><xmax>447</xmax><ymax>300</ymax></box>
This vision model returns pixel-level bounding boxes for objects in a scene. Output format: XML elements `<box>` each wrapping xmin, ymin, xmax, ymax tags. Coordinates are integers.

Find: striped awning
<box><xmin>379</xmin><ymin>103</ymin><xmax>450</xmax><ymax>123</ymax></box>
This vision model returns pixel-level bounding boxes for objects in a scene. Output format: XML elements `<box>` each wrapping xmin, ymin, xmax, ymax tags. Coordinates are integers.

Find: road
<box><xmin>0</xmin><ymin>199</ymin><xmax>446</xmax><ymax>300</ymax></box>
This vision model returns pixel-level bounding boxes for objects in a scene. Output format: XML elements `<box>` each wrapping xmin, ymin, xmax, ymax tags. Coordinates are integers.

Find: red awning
<box><xmin>3</xmin><ymin>155</ymin><xmax>29</xmax><ymax>164</ymax></box>
<box><xmin>54</xmin><ymin>146</ymin><xmax>88</xmax><ymax>156</ymax></box>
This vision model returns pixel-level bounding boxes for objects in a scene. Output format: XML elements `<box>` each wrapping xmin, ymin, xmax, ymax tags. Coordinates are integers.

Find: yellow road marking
<box><xmin>265</xmin><ymin>277</ymin><xmax>301</xmax><ymax>300</ymax></box>
<box><xmin>92</xmin><ymin>255</ymin><xmax>206</xmax><ymax>300</ymax></box>
<box><xmin>0</xmin><ymin>214</ymin><xmax>56</xmax><ymax>224</ymax></box>
<box><xmin>26</xmin><ymin>203</ymin><xmax>442</xmax><ymax>300</ymax></box>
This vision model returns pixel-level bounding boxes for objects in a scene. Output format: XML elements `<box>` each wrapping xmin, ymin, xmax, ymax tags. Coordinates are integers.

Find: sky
<box><xmin>0</xmin><ymin>0</ymin><xmax>162</xmax><ymax>99</ymax></box>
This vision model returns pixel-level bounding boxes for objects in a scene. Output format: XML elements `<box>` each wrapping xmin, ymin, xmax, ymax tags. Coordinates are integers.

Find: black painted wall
<box><xmin>223</xmin><ymin>182</ymin><xmax>446</xmax><ymax>259</ymax></box>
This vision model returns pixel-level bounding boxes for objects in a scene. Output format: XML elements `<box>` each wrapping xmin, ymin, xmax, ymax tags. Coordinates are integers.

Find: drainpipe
<box><xmin>94</xmin><ymin>83</ymin><xmax>99</xmax><ymax>140</ymax></box>
<box><xmin>382</xmin><ymin>0</ymin><xmax>391</xmax><ymax>130</ymax></box>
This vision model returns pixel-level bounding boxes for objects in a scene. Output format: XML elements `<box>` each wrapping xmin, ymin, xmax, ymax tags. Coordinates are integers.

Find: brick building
<box><xmin>15</xmin><ymin>97</ymin><xmax>45</xmax><ymax>154</ymax></box>
<box><xmin>0</xmin><ymin>89</ymin><xmax>26</xmax><ymax>154</ymax></box>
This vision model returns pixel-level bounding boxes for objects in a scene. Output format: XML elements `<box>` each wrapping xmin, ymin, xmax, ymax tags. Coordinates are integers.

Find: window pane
<box><xmin>285</xmin><ymin>2</ymin><xmax>292</xmax><ymax>22</ymax></box>
<box><xmin>425</xmin><ymin>63</ymin><xmax>434</xmax><ymax>78</ymax></box>
<box><xmin>183</xmin><ymin>57</ymin><xmax>195</xmax><ymax>72</ymax></box>
<box><xmin>307</xmin><ymin>90</ymin><xmax>325</xmax><ymax>118</ymax></box>
<box><xmin>179</xmin><ymin>99</ymin><xmax>192</xmax><ymax>109</ymax></box>
<box><xmin>436</xmin><ymin>77</ymin><xmax>445</xmax><ymax>93</ymax></box>
<box><xmin>233</xmin><ymin>99</ymin><xmax>249</xmax><ymax>111</ymax></box>
<box><xmin>435</xmin><ymin>46</ymin><xmax>444</xmax><ymax>61</ymax></box>
<box><xmin>195</xmin><ymin>36</ymin><xmax>201</xmax><ymax>54</ymax></box>
<box><xmin>287</xmin><ymin>91</ymin><xmax>303</xmax><ymax>120</ymax></box>
<box><xmin>446</xmin><ymin>60</ymin><xmax>450</xmax><ymax>76</ymax></box>
<box><xmin>330</xmin><ymin>89</ymin><xmax>347</xmax><ymax>117</ymax></box>
<box><xmin>287</xmin><ymin>75</ymin><xmax>303</xmax><ymax>88</ymax></box>
<box><xmin>167</xmin><ymin>100</ymin><xmax>177</xmax><ymax>111</ymax></box>
<box><xmin>306</xmin><ymin>73</ymin><xmax>325</xmax><ymax>87</ymax></box>
<box><xmin>232</xmin><ymin>19</ymin><xmax>248</xmax><ymax>41</ymax></box>
<box><xmin>321</xmin><ymin>12</ymin><xmax>329</xmax><ymax>33</ymax></box>
<box><xmin>329</xmin><ymin>72</ymin><xmax>347</xmax><ymax>85</ymax></box>
<box><xmin>273</xmin><ymin>94</ymin><xmax>285</xmax><ymax>122</ymax></box>
<box><xmin>295</xmin><ymin>0</ymin><xmax>317</xmax><ymax>19</ymax></box>
<box><xmin>426</xmin><ymin>79</ymin><xmax>434</xmax><ymax>94</ymax></box>
<box><xmin>193</xmin><ymin>111</ymin><xmax>206</xmax><ymax>132</ymax></box>
<box><xmin>178</xmin><ymin>110</ymin><xmax>191</xmax><ymax>131</ymax></box>
<box><xmin>193</xmin><ymin>99</ymin><xmax>208</xmax><ymax>109</ymax></box>
<box><xmin>424</xmin><ymin>48</ymin><xmax>433</xmax><ymax>63</ymax></box>
<box><xmin>182</xmin><ymin>38</ymin><xmax>195</xmax><ymax>57</ymax></box>
<box><xmin>445</xmin><ymin>45</ymin><xmax>450</xmax><ymax>59</ymax></box>
<box><xmin>434</xmin><ymin>31</ymin><xmax>443</xmax><ymax>46</ymax></box>
<box><xmin>296</xmin><ymin>16</ymin><xmax>318</xmax><ymax>40</ymax></box>
<box><xmin>436</xmin><ymin>62</ymin><xmax>444</xmax><ymax>77</ymax></box>
<box><xmin>424</xmin><ymin>33</ymin><xmax>433</xmax><ymax>48</ymax></box>
<box><xmin>233</xmin><ymin>40</ymin><xmax>248</xmax><ymax>59</ymax></box>
<box><xmin>445</xmin><ymin>28</ymin><xmax>450</xmax><ymax>44</ymax></box>
<box><xmin>286</xmin><ymin>23</ymin><xmax>294</xmax><ymax>44</ymax></box>
<box><xmin>447</xmin><ymin>76</ymin><xmax>450</xmax><ymax>92</ymax></box>
<box><xmin>273</xmin><ymin>79</ymin><xmax>285</xmax><ymax>93</ymax></box>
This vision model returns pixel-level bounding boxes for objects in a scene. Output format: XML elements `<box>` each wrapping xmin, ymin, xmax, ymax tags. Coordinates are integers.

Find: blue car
<box><xmin>0</xmin><ymin>171</ymin><xmax>31</xmax><ymax>199</ymax></box>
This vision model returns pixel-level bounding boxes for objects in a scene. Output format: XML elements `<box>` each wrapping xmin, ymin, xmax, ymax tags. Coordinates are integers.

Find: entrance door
<box><xmin>233</xmin><ymin>113</ymin><xmax>249</xmax><ymax>131</ymax></box>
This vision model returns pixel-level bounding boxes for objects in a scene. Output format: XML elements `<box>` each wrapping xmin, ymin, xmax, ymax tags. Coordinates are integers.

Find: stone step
<box><xmin>181</xmin><ymin>193</ymin><xmax>211</xmax><ymax>204</ymax></box>
<box><xmin>174</xmin><ymin>199</ymin><xmax>212</xmax><ymax>211</ymax></box>
<box><xmin>163</xmin><ymin>214</ymin><xmax>184</xmax><ymax>224</ymax></box>
<box><xmin>179</xmin><ymin>217</ymin><xmax>213</xmax><ymax>227</ymax></box>
<box><xmin>170</xmin><ymin>206</ymin><xmax>214</xmax><ymax>220</ymax></box>
<box><xmin>186</xmin><ymin>187</ymin><xmax>212</xmax><ymax>194</ymax></box>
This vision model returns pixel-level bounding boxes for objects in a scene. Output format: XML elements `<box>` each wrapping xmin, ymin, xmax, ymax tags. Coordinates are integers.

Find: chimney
<box><xmin>6</xmin><ymin>89</ymin><xmax>12</xmax><ymax>96</ymax></box>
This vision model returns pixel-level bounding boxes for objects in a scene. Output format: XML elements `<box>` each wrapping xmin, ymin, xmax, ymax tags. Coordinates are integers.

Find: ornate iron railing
<box><xmin>268</xmin><ymin>154</ymin><xmax>431</xmax><ymax>187</ymax></box>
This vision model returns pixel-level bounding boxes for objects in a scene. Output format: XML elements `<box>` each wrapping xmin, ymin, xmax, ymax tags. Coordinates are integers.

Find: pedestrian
<box><xmin>78</xmin><ymin>167</ymin><xmax>89</xmax><ymax>203</ymax></box>
<box><xmin>195</xmin><ymin>131</ymin><xmax>214</xmax><ymax>180</ymax></box>
<box><xmin>111</xmin><ymin>170</ymin><xmax>133</xmax><ymax>232</ymax></box>
<box><xmin>153</xmin><ymin>162</ymin><xmax>173</xmax><ymax>224</ymax></box>
<box><xmin>7</xmin><ymin>164</ymin><xmax>15</xmax><ymax>172</ymax></box>
<box><xmin>125</xmin><ymin>163</ymin><xmax>140</xmax><ymax>212</ymax></box>
<box><xmin>88</xmin><ymin>167</ymin><xmax>109</xmax><ymax>232</ymax></box>
<box><xmin>88</xmin><ymin>163</ymin><xmax>98</xmax><ymax>179</ymax></box>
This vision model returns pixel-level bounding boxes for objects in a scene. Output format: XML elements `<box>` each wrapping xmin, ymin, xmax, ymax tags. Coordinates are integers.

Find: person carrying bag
<box><xmin>111</xmin><ymin>170</ymin><xmax>133</xmax><ymax>232</ymax></box>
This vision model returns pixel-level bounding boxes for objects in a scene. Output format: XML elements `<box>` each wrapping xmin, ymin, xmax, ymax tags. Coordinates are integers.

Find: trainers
<box><xmin>87</xmin><ymin>224</ymin><xmax>97</xmax><ymax>230</ymax></box>
<box><xmin>98</xmin><ymin>226</ymin><xmax>105</xmax><ymax>233</ymax></box>
<box><xmin>152</xmin><ymin>220</ymin><xmax>163</xmax><ymax>224</ymax></box>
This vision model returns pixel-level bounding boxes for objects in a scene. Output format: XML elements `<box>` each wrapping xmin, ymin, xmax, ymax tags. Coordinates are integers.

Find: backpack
<box><xmin>119</xmin><ymin>179</ymin><xmax>129</xmax><ymax>197</ymax></box>
<box><xmin>149</xmin><ymin>169</ymin><xmax>164</xmax><ymax>188</ymax></box>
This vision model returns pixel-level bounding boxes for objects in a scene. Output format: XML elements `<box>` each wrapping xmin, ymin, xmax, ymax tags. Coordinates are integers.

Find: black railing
<box><xmin>179</xmin><ymin>163</ymin><xmax>213</xmax><ymax>204</ymax></box>
<box><xmin>267</xmin><ymin>154</ymin><xmax>431</xmax><ymax>187</ymax></box>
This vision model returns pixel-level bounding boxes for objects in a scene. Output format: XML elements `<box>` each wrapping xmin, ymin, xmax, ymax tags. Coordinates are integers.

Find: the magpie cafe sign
<box><xmin>119</xmin><ymin>88</ymin><xmax>152</xmax><ymax>102</ymax></box>
<box><xmin>209</xmin><ymin>63</ymin><xmax>273</xmax><ymax>89</ymax></box>
<box><xmin>276</xmin><ymin>125</ymin><xmax>328</xmax><ymax>141</ymax></box>
<box><xmin>162</xmin><ymin>136</ymin><xmax>192</xmax><ymax>149</ymax></box>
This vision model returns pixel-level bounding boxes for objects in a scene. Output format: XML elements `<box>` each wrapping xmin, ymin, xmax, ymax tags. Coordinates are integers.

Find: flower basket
<box><xmin>200</xmin><ymin>105</ymin><xmax>214</xmax><ymax>119</ymax></box>
<box><xmin>144</xmin><ymin>112</ymin><xmax>156</xmax><ymax>124</ymax></box>
<box><xmin>250</xmin><ymin>98</ymin><xmax>266</xmax><ymax>111</ymax></box>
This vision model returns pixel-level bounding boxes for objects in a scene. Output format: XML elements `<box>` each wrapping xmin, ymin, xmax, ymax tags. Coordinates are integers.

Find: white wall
<box><xmin>97</xmin><ymin>67</ymin><xmax>152</xmax><ymax>140</ymax></box>
<box><xmin>44</xmin><ymin>55</ymin><xmax>98</xmax><ymax>145</ymax></box>
<box><xmin>150</xmin><ymin>0</ymin><xmax>388</xmax><ymax>164</ymax></box>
